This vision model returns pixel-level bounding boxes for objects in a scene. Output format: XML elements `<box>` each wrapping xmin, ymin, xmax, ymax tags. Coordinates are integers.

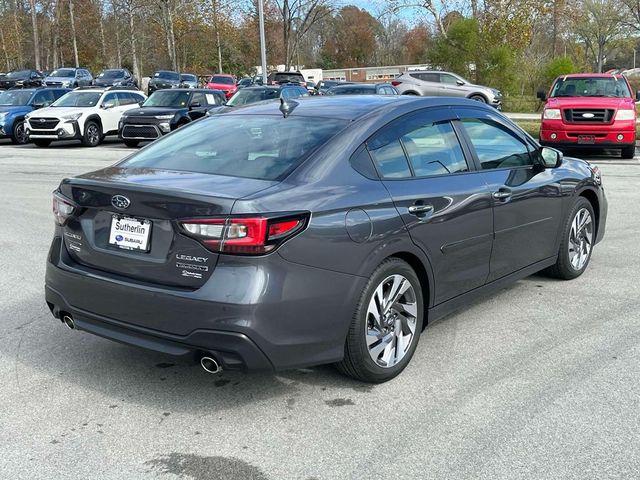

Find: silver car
<box><xmin>392</xmin><ymin>70</ymin><xmax>502</xmax><ymax>109</ymax></box>
<box><xmin>44</xmin><ymin>68</ymin><xmax>93</xmax><ymax>88</ymax></box>
<box><xmin>180</xmin><ymin>73</ymin><xmax>199</xmax><ymax>88</ymax></box>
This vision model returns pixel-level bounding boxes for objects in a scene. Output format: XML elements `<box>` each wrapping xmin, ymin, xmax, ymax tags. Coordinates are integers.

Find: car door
<box><xmin>456</xmin><ymin>108</ymin><xmax>564</xmax><ymax>281</ymax></box>
<box><xmin>413</xmin><ymin>73</ymin><xmax>441</xmax><ymax>96</ymax></box>
<box><xmin>367</xmin><ymin>108</ymin><xmax>494</xmax><ymax>304</ymax></box>
<box><xmin>439</xmin><ymin>73</ymin><xmax>466</xmax><ymax>98</ymax></box>
<box><xmin>99</xmin><ymin>92</ymin><xmax>122</xmax><ymax>132</ymax></box>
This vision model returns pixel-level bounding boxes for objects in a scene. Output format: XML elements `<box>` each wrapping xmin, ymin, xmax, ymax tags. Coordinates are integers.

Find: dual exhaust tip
<box><xmin>60</xmin><ymin>312</ymin><xmax>222</xmax><ymax>375</ymax></box>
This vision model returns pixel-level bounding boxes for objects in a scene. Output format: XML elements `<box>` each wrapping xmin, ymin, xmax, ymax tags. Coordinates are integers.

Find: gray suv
<box><xmin>393</xmin><ymin>70</ymin><xmax>502</xmax><ymax>109</ymax></box>
<box><xmin>45</xmin><ymin>68</ymin><xmax>93</xmax><ymax>88</ymax></box>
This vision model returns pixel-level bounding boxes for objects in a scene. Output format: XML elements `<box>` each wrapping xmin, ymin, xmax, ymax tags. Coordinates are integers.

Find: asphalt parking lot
<box><xmin>1</xmin><ymin>141</ymin><xmax>639</xmax><ymax>480</ymax></box>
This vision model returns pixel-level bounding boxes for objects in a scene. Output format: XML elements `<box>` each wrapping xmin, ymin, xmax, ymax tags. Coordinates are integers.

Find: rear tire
<box><xmin>11</xmin><ymin>120</ymin><xmax>28</xmax><ymax>145</ymax></box>
<box><xmin>546</xmin><ymin>197</ymin><xmax>595</xmax><ymax>280</ymax></box>
<box><xmin>336</xmin><ymin>258</ymin><xmax>424</xmax><ymax>383</ymax></box>
<box><xmin>621</xmin><ymin>145</ymin><xmax>635</xmax><ymax>159</ymax></box>
<box><xmin>33</xmin><ymin>139</ymin><xmax>51</xmax><ymax>147</ymax></box>
<box><xmin>124</xmin><ymin>140</ymin><xmax>139</xmax><ymax>148</ymax></box>
<box><xmin>82</xmin><ymin>121</ymin><xmax>102</xmax><ymax>147</ymax></box>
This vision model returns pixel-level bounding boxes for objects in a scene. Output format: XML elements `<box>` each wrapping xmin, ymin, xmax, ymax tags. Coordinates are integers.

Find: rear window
<box><xmin>328</xmin><ymin>86</ymin><xmax>375</xmax><ymax>95</ymax></box>
<box><xmin>227</xmin><ymin>89</ymin><xmax>279</xmax><ymax>106</ymax></box>
<box><xmin>119</xmin><ymin>115</ymin><xmax>348</xmax><ymax>180</ymax></box>
<box><xmin>272</xmin><ymin>73</ymin><xmax>305</xmax><ymax>83</ymax></box>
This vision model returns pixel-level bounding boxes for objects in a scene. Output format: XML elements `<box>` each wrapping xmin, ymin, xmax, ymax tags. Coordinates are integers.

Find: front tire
<box><xmin>621</xmin><ymin>145</ymin><xmax>635</xmax><ymax>159</ymax></box>
<box><xmin>336</xmin><ymin>258</ymin><xmax>424</xmax><ymax>383</ymax></box>
<box><xmin>11</xmin><ymin>120</ymin><xmax>28</xmax><ymax>145</ymax></box>
<box><xmin>469</xmin><ymin>94</ymin><xmax>487</xmax><ymax>103</ymax></box>
<box><xmin>546</xmin><ymin>197</ymin><xmax>595</xmax><ymax>280</ymax></box>
<box><xmin>82</xmin><ymin>121</ymin><xmax>102</xmax><ymax>147</ymax></box>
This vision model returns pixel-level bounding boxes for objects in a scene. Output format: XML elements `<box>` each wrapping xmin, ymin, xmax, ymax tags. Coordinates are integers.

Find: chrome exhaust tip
<box><xmin>62</xmin><ymin>314</ymin><xmax>75</xmax><ymax>330</ymax></box>
<box><xmin>200</xmin><ymin>356</ymin><xmax>222</xmax><ymax>374</ymax></box>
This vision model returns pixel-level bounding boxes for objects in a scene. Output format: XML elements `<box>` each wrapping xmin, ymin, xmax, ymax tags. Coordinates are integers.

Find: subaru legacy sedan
<box><xmin>45</xmin><ymin>96</ymin><xmax>606</xmax><ymax>382</ymax></box>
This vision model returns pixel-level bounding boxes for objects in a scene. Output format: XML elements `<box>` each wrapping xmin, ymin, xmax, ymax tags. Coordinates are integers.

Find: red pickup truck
<box><xmin>537</xmin><ymin>73</ymin><xmax>639</xmax><ymax>158</ymax></box>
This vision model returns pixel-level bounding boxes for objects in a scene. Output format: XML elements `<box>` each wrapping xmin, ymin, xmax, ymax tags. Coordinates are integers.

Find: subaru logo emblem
<box><xmin>39</xmin><ymin>118</ymin><xmax>45</xmax><ymax>123</ymax></box>
<box><xmin>111</xmin><ymin>195</ymin><xmax>130</xmax><ymax>210</ymax></box>
<box><xmin>582</xmin><ymin>113</ymin><xmax>595</xmax><ymax>118</ymax></box>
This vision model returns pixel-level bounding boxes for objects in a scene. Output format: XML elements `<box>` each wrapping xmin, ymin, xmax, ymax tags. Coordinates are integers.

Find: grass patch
<box><xmin>502</xmin><ymin>95</ymin><xmax>542</xmax><ymax>113</ymax></box>
<box><xmin>513</xmin><ymin>119</ymin><xmax>640</xmax><ymax>141</ymax></box>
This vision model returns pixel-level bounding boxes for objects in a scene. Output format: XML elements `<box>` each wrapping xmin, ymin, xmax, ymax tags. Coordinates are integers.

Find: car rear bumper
<box><xmin>45</xmin><ymin>235</ymin><xmax>365</xmax><ymax>371</ymax></box>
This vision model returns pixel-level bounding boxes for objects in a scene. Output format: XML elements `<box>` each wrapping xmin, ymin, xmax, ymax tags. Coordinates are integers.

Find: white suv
<box><xmin>26</xmin><ymin>87</ymin><xmax>146</xmax><ymax>147</ymax></box>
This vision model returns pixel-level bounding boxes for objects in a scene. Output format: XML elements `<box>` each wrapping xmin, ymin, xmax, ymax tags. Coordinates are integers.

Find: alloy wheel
<box><xmin>14</xmin><ymin>121</ymin><xmax>28</xmax><ymax>144</ymax></box>
<box><xmin>568</xmin><ymin>207</ymin><xmax>593</xmax><ymax>271</ymax></box>
<box><xmin>365</xmin><ymin>274</ymin><xmax>418</xmax><ymax>368</ymax></box>
<box><xmin>87</xmin><ymin>124</ymin><xmax>99</xmax><ymax>145</ymax></box>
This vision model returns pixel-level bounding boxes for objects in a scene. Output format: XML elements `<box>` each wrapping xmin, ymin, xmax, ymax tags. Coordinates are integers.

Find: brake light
<box><xmin>179</xmin><ymin>215</ymin><xmax>307</xmax><ymax>255</ymax></box>
<box><xmin>52</xmin><ymin>191</ymin><xmax>76</xmax><ymax>226</ymax></box>
<box><xmin>391</xmin><ymin>80</ymin><xmax>401</xmax><ymax>86</ymax></box>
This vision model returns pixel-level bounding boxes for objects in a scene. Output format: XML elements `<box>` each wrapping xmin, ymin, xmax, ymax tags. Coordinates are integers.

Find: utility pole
<box><xmin>258</xmin><ymin>0</ymin><xmax>268</xmax><ymax>84</ymax></box>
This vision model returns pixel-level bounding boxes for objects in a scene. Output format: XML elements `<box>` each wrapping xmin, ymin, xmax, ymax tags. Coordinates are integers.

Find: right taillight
<box><xmin>391</xmin><ymin>80</ymin><xmax>401</xmax><ymax>86</ymax></box>
<box><xmin>178</xmin><ymin>214</ymin><xmax>308</xmax><ymax>255</ymax></box>
<box><xmin>52</xmin><ymin>191</ymin><xmax>76</xmax><ymax>226</ymax></box>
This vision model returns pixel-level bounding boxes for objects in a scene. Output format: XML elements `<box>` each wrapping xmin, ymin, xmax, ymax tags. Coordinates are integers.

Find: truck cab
<box><xmin>538</xmin><ymin>73</ymin><xmax>639</xmax><ymax>158</ymax></box>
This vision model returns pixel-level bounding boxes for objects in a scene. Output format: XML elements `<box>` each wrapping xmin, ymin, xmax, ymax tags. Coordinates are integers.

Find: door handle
<box><xmin>408</xmin><ymin>204</ymin><xmax>434</xmax><ymax>215</ymax></box>
<box><xmin>492</xmin><ymin>189</ymin><xmax>512</xmax><ymax>200</ymax></box>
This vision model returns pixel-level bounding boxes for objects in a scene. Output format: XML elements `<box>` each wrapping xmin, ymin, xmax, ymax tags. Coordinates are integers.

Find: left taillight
<box><xmin>52</xmin><ymin>191</ymin><xmax>76</xmax><ymax>226</ymax></box>
<box><xmin>178</xmin><ymin>214</ymin><xmax>308</xmax><ymax>255</ymax></box>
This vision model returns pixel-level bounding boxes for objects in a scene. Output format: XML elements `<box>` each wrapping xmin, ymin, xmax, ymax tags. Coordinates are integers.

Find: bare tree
<box><xmin>157</xmin><ymin>0</ymin><xmax>177</xmax><ymax>70</ymax></box>
<box><xmin>28</xmin><ymin>0</ymin><xmax>40</xmax><ymax>70</ymax></box>
<box><xmin>69</xmin><ymin>0</ymin><xmax>79</xmax><ymax>67</ymax></box>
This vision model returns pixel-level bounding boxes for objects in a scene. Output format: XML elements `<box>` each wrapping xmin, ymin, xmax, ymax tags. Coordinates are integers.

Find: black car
<box><xmin>226</xmin><ymin>85</ymin><xmax>308</xmax><ymax>106</ymax></box>
<box><xmin>46</xmin><ymin>96</ymin><xmax>606</xmax><ymax>383</ymax></box>
<box><xmin>148</xmin><ymin>70</ymin><xmax>182</xmax><ymax>95</ymax></box>
<box><xmin>267</xmin><ymin>71</ymin><xmax>306</xmax><ymax>85</ymax></box>
<box><xmin>93</xmin><ymin>68</ymin><xmax>137</xmax><ymax>88</ymax></box>
<box><xmin>315</xmin><ymin>79</ymin><xmax>354</xmax><ymax>95</ymax></box>
<box><xmin>119</xmin><ymin>88</ymin><xmax>226</xmax><ymax>147</ymax></box>
<box><xmin>327</xmin><ymin>83</ymin><xmax>398</xmax><ymax>95</ymax></box>
<box><xmin>0</xmin><ymin>69</ymin><xmax>45</xmax><ymax>89</ymax></box>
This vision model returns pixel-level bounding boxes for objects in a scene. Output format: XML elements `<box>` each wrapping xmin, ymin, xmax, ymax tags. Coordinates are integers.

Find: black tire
<box><xmin>33</xmin><ymin>139</ymin><xmax>51</xmax><ymax>147</ymax></box>
<box><xmin>621</xmin><ymin>145</ymin><xmax>635</xmax><ymax>159</ymax></box>
<box><xmin>469</xmin><ymin>94</ymin><xmax>487</xmax><ymax>103</ymax></box>
<box><xmin>11</xmin><ymin>120</ymin><xmax>28</xmax><ymax>145</ymax></box>
<box><xmin>82</xmin><ymin>121</ymin><xmax>102</xmax><ymax>147</ymax></box>
<box><xmin>403</xmin><ymin>91</ymin><xmax>419</xmax><ymax>96</ymax></box>
<box><xmin>336</xmin><ymin>258</ymin><xmax>424</xmax><ymax>383</ymax></box>
<box><xmin>546</xmin><ymin>197</ymin><xmax>595</xmax><ymax>280</ymax></box>
<box><xmin>124</xmin><ymin>140</ymin><xmax>139</xmax><ymax>148</ymax></box>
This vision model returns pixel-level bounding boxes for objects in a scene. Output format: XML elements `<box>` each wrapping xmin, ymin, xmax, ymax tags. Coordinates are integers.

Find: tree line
<box><xmin>1</xmin><ymin>0</ymin><xmax>639</xmax><ymax>96</ymax></box>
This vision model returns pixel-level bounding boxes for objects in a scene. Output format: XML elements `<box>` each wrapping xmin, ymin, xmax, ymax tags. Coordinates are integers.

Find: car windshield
<box><xmin>99</xmin><ymin>70</ymin><xmax>124</xmax><ymax>79</ymax></box>
<box><xmin>211</xmin><ymin>75</ymin><xmax>234</xmax><ymax>85</ymax></box>
<box><xmin>238</xmin><ymin>78</ymin><xmax>252</xmax><ymax>86</ymax></box>
<box><xmin>49</xmin><ymin>69</ymin><xmax>75</xmax><ymax>78</ymax></box>
<box><xmin>328</xmin><ymin>86</ymin><xmax>375</xmax><ymax>95</ymax></box>
<box><xmin>181</xmin><ymin>74</ymin><xmax>197</xmax><ymax>82</ymax></box>
<box><xmin>119</xmin><ymin>115</ymin><xmax>348</xmax><ymax>180</ymax></box>
<box><xmin>550</xmin><ymin>77</ymin><xmax>631</xmax><ymax>98</ymax></box>
<box><xmin>6</xmin><ymin>70</ymin><xmax>29</xmax><ymax>79</ymax></box>
<box><xmin>274</xmin><ymin>73</ymin><xmax>304</xmax><ymax>83</ymax></box>
<box><xmin>144</xmin><ymin>90</ymin><xmax>191</xmax><ymax>107</ymax></box>
<box><xmin>0</xmin><ymin>90</ymin><xmax>32</xmax><ymax>105</ymax></box>
<box><xmin>51</xmin><ymin>91</ymin><xmax>102</xmax><ymax>107</ymax></box>
<box><xmin>227</xmin><ymin>89</ymin><xmax>279</xmax><ymax>106</ymax></box>
<box><xmin>155</xmin><ymin>71</ymin><xmax>180</xmax><ymax>81</ymax></box>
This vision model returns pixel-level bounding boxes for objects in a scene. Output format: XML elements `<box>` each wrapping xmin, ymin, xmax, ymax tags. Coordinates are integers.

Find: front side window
<box><xmin>461</xmin><ymin>119</ymin><xmax>532</xmax><ymax>170</ymax></box>
<box><xmin>119</xmin><ymin>115</ymin><xmax>348</xmax><ymax>181</ymax></box>
<box><xmin>32</xmin><ymin>90</ymin><xmax>56</xmax><ymax>107</ymax></box>
<box><xmin>402</xmin><ymin>122</ymin><xmax>467</xmax><ymax>177</ymax></box>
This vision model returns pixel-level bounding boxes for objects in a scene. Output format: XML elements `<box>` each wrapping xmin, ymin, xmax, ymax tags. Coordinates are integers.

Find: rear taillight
<box><xmin>52</xmin><ymin>191</ymin><xmax>76</xmax><ymax>226</ymax></box>
<box><xmin>179</xmin><ymin>214</ymin><xmax>308</xmax><ymax>255</ymax></box>
<box><xmin>391</xmin><ymin>80</ymin><xmax>401</xmax><ymax>86</ymax></box>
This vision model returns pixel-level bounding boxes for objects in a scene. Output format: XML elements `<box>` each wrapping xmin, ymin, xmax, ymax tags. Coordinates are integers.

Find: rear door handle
<box><xmin>492</xmin><ymin>189</ymin><xmax>512</xmax><ymax>200</ymax></box>
<box><xmin>408</xmin><ymin>204</ymin><xmax>434</xmax><ymax>215</ymax></box>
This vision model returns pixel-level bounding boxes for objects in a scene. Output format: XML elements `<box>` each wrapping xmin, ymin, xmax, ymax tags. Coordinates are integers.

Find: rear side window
<box><xmin>119</xmin><ymin>115</ymin><xmax>348</xmax><ymax>180</ymax></box>
<box><xmin>402</xmin><ymin>122</ymin><xmax>467</xmax><ymax>177</ymax></box>
<box><xmin>190</xmin><ymin>92</ymin><xmax>206</xmax><ymax>106</ymax></box>
<box><xmin>410</xmin><ymin>72</ymin><xmax>438</xmax><ymax>82</ymax></box>
<box><xmin>461</xmin><ymin>119</ymin><xmax>532</xmax><ymax>169</ymax></box>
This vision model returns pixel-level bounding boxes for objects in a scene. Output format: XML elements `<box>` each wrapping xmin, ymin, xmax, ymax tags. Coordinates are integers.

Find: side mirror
<box><xmin>636</xmin><ymin>90</ymin><xmax>640</xmax><ymax>101</ymax></box>
<box><xmin>102</xmin><ymin>101</ymin><xmax>115</xmax><ymax>109</ymax></box>
<box><xmin>32</xmin><ymin>103</ymin><xmax>44</xmax><ymax>109</ymax></box>
<box><xmin>456</xmin><ymin>80</ymin><xmax>464</xmax><ymax>86</ymax></box>
<box><xmin>190</xmin><ymin>101</ymin><xmax>201</xmax><ymax>108</ymax></box>
<box><xmin>536</xmin><ymin>89</ymin><xmax>547</xmax><ymax>101</ymax></box>
<box><xmin>540</xmin><ymin>146</ymin><xmax>562</xmax><ymax>168</ymax></box>
<box><xmin>138</xmin><ymin>101</ymin><xmax>144</xmax><ymax>107</ymax></box>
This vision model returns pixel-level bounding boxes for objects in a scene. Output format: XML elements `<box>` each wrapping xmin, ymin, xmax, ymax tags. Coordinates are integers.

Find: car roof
<box><xmin>152</xmin><ymin>88</ymin><xmax>221</xmax><ymax>93</ymax></box>
<box><xmin>155</xmin><ymin>70</ymin><xmax>178</xmax><ymax>73</ymax></box>
<box><xmin>211</xmin><ymin>73</ymin><xmax>233</xmax><ymax>77</ymax></box>
<box><xmin>557</xmin><ymin>73</ymin><xmax>626</xmax><ymax>79</ymax></box>
<box><xmin>225</xmin><ymin>95</ymin><xmax>485</xmax><ymax>120</ymax></box>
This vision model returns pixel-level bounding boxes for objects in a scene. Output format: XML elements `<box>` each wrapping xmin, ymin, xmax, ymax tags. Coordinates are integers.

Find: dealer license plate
<box><xmin>577</xmin><ymin>135</ymin><xmax>595</xmax><ymax>144</ymax></box>
<box><xmin>108</xmin><ymin>215</ymin><xmax>152</xmax><ymax>251</ymax></box>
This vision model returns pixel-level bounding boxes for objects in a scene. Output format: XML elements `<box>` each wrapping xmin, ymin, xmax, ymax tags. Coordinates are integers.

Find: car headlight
<box><xmin>155</xmin><ymin>114</ymin><xmax>174</xmax><ymax>120</ymax></box>
<box><xmin>61</xmin><ymin>113</ymin><xmax>82</xmax><ymax>122</ymax></box>
<box><xmin>543</xmin><ymin>108</ymin><xmax>562</xmax><ymax>120</ymax></box>
<box><xmin>615</xmin><ymin>109</ymin><xmax>635</xmax><ymax>121</ymax></box>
